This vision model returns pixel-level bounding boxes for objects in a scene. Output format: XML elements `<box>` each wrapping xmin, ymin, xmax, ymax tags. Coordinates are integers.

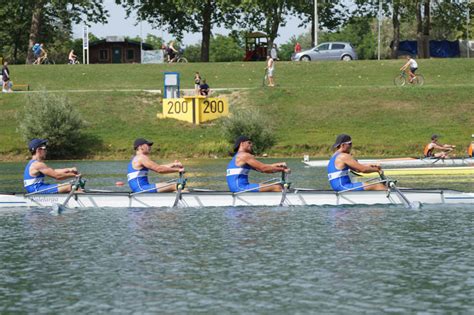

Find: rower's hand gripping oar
<box><xmin>279</xmin><ymin>170</ymin><xmax>291</xmax><ymax>207</ymax></box>
<box><xmin>379</xmin><ymin>171</ymin><xmax>418</xmax><ymax>209</ymax></box>
<box><xmin>50</xmin><ymin>176</ymin><xmax>85</xmax><ymax>215</ymax></box>
<box><xmin>172</xmin><ymin>171</ymin><xmax>186</xmax><ymax>208</ymax></box>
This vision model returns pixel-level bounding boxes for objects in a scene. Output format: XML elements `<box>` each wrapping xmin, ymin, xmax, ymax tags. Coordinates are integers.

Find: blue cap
<box><xmin>28</xmin><ymin>138</ymin><xmax>48</xmax><ymax>152</ymax></box>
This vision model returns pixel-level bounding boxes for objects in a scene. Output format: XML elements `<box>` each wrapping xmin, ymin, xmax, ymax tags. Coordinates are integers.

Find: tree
<box><xmin>25</xmin><ymin>0</ymin><xmax>108</xmax><ymax>64</ymax></box>
<box><xmin>117</xmin><ymin>0</ymin><xmax>242</xmax><ymax>62</ymax></box>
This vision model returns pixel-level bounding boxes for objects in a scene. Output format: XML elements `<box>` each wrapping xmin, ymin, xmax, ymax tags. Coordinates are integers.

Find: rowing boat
<box><xmin>1</xmin><ymin>189</ymin><xmax>473</xmax><ymax>208</ymax></box>
<box><xmin>303</xmin><ymin>157</ymin><xmax>474</xmax><ymax>168</ymax></box>
<box><xmin>356</xmin><ymin>166</ymin><xmax>474</xmax><ymax>177</ymax></box>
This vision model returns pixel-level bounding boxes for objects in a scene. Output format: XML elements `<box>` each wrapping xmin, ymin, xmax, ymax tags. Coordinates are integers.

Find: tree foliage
<box><xmin>117</xmin><ymin>0</ymin><xmax>242</xmax><ymax>62</ymax></box>
<box><xmin>219</xmin><ymin>108</ymin><xmax>276</xmax><ymax>155</ymax></box>
<box><xmin>17</xmin><ymin>91</ymin><xmax>98</xmax><ymax>159</ymax></box>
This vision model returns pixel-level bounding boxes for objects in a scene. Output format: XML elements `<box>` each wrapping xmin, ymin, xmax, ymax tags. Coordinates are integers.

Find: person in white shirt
<box><xmin>266</xmin><ymin>55</ymin><xmax>275</xmax><ymax>87</ymax></box>
<box><xmin>400</xmin><ymin>55</ymin><xmax>419</xmax><ymax>83</ymax></box>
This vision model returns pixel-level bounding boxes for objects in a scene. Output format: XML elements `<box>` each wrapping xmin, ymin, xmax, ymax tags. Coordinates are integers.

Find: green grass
<box><xmin>1</xmin><ymin>59</ymin><xmax>473</xmax><ymax>161</ymax></box>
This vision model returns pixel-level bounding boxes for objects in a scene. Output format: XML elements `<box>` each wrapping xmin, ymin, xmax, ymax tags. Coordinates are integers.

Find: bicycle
<box><xmin>169</xmin><ymin>50</ymin><xmax>188</xmax><ymax>63</ymax></box>
<box><xmin>33</xmin><ymin>53</ymin><xmax>55</xmax><ymax>65</ymax></box>
<box><xmin>68</xmin><ymin>58</ymin><xmax>80</xmax><ymax>65</ymax></box>
<box><xmin>394</xmin><ymin>70</ymin><xmax>424</xmax><ymax>87</ymax></box>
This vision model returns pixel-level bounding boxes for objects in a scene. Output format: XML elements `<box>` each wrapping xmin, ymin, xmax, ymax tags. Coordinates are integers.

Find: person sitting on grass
<box><xmin>423</xmin><ymin>134</ymin><xmax>456</xmax><ymax>159</ymax></box>
<box><xmin>199</xmin><ymin>79</ymin><xmax>210</xmax><ymax>96</ymax></box>
<box><xmin>400</xmin><ymin>55</ymin><xmax>418</xmax><ymax>83</ymax></box>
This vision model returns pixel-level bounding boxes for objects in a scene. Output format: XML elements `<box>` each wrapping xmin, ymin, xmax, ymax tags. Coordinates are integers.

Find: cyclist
<box><xmin>400</xmin><ymin>55</ymin><xmax>418</xmax><ymax>83</ymax></box>
<box><xmin>167</xmin><ymin>41</ymin><xmax>178</xmax><ymax>63</ymax></box>
<box><xmin>33</xmin><ymin>43</ymin><xmax>47</xmax><ymax>64</ymax></box>
<box><xmin>68</xmin><ymin>49</ymin><xmax>78</xmax><ymax>64</ymax></box>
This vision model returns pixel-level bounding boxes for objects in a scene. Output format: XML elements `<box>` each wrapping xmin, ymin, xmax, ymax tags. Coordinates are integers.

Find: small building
<box><xmin>244</xmin><ymin>32</ymin><xmax>268</xmax><ymax>61</ymax></box>
<box><xmin>89</xmin><ymin>36</ymin><xmax>154</xmax><ymax>64</ymax></box>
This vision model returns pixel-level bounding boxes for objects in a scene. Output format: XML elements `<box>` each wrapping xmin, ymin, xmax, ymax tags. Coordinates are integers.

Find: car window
<box><xmin>331</xmin><ymin>44</ymin><xmax>345</xmax><ymax>50</ymax></box>
<box><xmin>316</xmin><ymin>44</ymin><xmax>330</xmax><ymax>51</ymax></box>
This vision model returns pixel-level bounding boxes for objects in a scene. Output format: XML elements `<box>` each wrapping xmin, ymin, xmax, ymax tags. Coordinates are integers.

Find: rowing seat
<box><xmin>12</xmin><ymin>84</ymin><xmax>30</xmax><ymax>91</ymax></box>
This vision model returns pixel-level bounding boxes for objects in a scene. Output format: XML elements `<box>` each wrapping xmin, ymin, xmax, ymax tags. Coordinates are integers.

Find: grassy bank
<box><xmin>1</xmin><ymin>59</ymin><xmax>473</xmax><ymax>161</ymax></box>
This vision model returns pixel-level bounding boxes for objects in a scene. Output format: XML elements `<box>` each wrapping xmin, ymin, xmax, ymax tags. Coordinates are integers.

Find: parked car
<box><xmin>291</xmin><ymin>42</ymin><xmax>357</xmax><ymax>62</ymax></box>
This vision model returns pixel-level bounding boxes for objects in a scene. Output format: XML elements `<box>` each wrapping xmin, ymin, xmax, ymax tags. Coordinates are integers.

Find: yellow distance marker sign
<box><xmin>160</xmin><ymin>96</ymin><xmax>229</xmax><ymax>124</ymax></box>
<box><xmin>162</xmin><ymin>98</ymin><xmax>195</xmax><ymax>124</ymax></box>
<box><xmin>197</xmin><ymin>98</ymin><xmax>229</xmax><ymax>123</ymax></box>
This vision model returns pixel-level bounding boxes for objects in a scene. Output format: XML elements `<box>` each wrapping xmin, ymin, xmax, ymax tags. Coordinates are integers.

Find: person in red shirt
<box><xmin>294</xmin><ymin>42</ymin><xmax>302</xmax><ymax>53</ymax></box>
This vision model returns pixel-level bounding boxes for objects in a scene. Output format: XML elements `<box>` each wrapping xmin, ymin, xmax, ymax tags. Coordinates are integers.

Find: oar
<box><xmin>379</xmin><ymin>172</ymin><xmax>418</xmax><ymax>209</ymax></box>
<box><xmin>50</xmin><ymin>176</ymin><xmax>82</xmax><ymax>215</ymax></box>
<box><xmin>172</xmin><ymin>171</ymin><xmax>186</xmax><ymax>208</ymax></box>
<box><xmin>279</xmin><ymin>171</ymin><xmax>290</xmax><ymax>206</ymax></box>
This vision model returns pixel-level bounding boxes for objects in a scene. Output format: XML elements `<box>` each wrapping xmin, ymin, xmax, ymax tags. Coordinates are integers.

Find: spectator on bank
<box><xmin>266</xmin><ymin>55</ymin><xmax>275</xmax><ymax>87</ymax></box>
<box><xmin>199</xmin><ymin>79</ymin><xmax>210</xmax><ymax>96</ymax></box>
<box><xmin>294</xmin><ymin>42</ymin><xmax>302</xmax><ymax>54</ymax></box>
<box><xmin>270</xmin><ymin>43</ymin><xmax>278</xmax><ymax>60</ymax></box>
<box><xmin>2</xmin><ymin>61</ymin><xmax>12</xmax><ymax>93</ymax></box>
<box><xmin>194</xmin><ymin>72</ymin><xmax>202</xmax><ymax>95</ymax></box>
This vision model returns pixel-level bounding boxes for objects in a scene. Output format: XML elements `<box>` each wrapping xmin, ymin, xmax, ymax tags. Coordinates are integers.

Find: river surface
<box><xmin>1</xmin><ymin>159</ymin><xmax>473</xmax><ymax>313</ymax></box>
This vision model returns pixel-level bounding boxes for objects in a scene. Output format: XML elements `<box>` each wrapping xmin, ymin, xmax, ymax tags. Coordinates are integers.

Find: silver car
<box><xmin>292</xmin><ymin>42</ymin><xmax>357</xmax><ymax>61</ymax></box>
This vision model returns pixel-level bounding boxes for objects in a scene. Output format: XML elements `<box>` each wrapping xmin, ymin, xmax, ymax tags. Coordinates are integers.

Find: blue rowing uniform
<box><xmin>327</xmin><ymin>152</ymin><xmax>363</xmax><ymax>192</ymax></box>
<box><xmin>23</xmin><ymin>160</ymin><xmax>58</xmax><ymax>194</ymax></box>
<box><xmin>226</xmin><ymin>154</ymin><xmax>259</xmax><ymax>193</ymax></box>
<box><xmin>127</xmin><ymin>156</ymin><xmax>157</xmax><ymax>193</ymax></box>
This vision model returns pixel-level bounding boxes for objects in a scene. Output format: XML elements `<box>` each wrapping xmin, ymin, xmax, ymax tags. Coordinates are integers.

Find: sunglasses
<box><xmin>38</xmin><ymin>146</ymin><xmax>47</xmax><ymax>150</ymax></box>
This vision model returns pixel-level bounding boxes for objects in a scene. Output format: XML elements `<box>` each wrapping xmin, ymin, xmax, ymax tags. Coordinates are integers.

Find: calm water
<box><xmin>1</xmin><ymin>159</ymin><xmax>473</xmax><ymax>313</ymax></box>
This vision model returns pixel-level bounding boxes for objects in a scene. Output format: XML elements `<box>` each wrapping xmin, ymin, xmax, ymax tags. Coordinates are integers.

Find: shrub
<box><xmin>17</xmin><ymin>91</ymin><xmax>94</xmax><ymax>159</ymax></box>
<box><xmin>219</xmin><ymin>108</ymin><xmax>276</xmax><ymax>155</ymax></box>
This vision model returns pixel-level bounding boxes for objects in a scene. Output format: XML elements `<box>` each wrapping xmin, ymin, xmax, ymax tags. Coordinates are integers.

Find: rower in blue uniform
<box><xmin>327</xmin><ymin>134</ymin><xmax>386</xmax><ymax>192</ymax></box>
<box><xmin>127</xmin><ymin>138</ymin><xmax>184</xmax><ymax>193</ymax></box>
<box><xmin>23</xmin><ymin>138</ymin><xmax>80</xmax><ymax>194</ymax></box>
<box><xmin>226</xmin><ymin>136</ymin><xmax>290</xmax><ymax>192</ymax></box>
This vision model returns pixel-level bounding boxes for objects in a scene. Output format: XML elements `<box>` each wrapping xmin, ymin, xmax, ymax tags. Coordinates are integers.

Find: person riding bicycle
<box><xmin>167</xmin><ymin>41</ymin><xmax>178</xmax><ymax>63</ymax></box>
<box><xmin>32</xmin><ymin>43</ymin><xmax>44</xmax><ymax>64</ymax></box>
<box><xmin>400</xmin><ymin>55</ymin><xmax>418</xmax><ymax>83</ymax></box>
<box><xmin>68</xmin><ymin>49</ymin><xmax>78</xmax><ymax>64</ymax></box>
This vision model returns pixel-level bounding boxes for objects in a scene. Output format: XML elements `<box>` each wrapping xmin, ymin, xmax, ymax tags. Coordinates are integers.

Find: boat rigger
<box><xmin>356</xmin><ymin>166</ymin><xmax>474</xmax><ymax>177</ymax></box>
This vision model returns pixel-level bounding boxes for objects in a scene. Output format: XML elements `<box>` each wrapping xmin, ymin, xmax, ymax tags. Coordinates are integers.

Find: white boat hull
<box><xmin>1</xmin><ymin>190</ymin><xmax>473</xmax><ymax>209</ymax></box>
<box><xmin>303</xmin><ymin>157</ymin><xmax>474</xmax><ymax>168</ymax></box>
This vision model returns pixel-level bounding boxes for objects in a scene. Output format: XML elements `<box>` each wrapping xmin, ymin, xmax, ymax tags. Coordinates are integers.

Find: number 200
<box><xmin>203</xmin><ymin>100</ymin><xmax>224</xmax><ymax>113</ymax></box>
<box><xmin>167</xmin><ymin>100</ymin><xmax>188</xmax><ymax>114</ymax></box>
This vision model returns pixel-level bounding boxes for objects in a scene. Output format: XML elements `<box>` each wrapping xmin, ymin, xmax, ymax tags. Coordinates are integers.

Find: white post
<box><xmin>467</xmin><ymin>0</ymin><xmax>470</xmax><ymax>58</ymax></box>
<box><xmin>82</xmin><ymin>25</ymin><xmax>88</xmax><ymax>64</ymax></box>
<box><xmin>314</xmin><ymin>0</ymin><xmax>318</xmax><ymax>46</ymax></box>
<box><xmin>378</xmin><ymin>0</ymin><xmax>382</xmax><ymax>60</ymax></box>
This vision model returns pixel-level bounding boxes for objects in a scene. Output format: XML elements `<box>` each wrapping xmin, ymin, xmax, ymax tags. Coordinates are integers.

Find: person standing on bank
<box><xmin>194</xmin><ymin>72</ymin><xmax>202</xmax><ymax>95</ymax></box>
<box><xmin>266</xmin><ymin>55</ymin><xmax>275</xmax><ymax>87</ymax></box>
<box><xmin>24</xmin><ymin>139</ymin><xmax>80</xmax><ymax>194</ymax></box>
<box><xmin>327</xmin><ymin>134</ymin><xmax>386</xmax><ymax>192</ymax></box>
<box><xmin>2</xmin><ymin>61</ymin><xmax>12</xmax><ymax>93</ymax></box>
<box><xmin>127</xmin><ymin>138</ymin><xmax>185</xmax><ymax>193</ymax></box>
<box><xmin>226</xmin><ymin>136</ymin><xmax>290</xmax><ymax>192</ymax></box>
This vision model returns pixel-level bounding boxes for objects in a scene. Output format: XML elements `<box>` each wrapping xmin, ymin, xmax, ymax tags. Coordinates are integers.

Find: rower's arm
<box><xmin>342</xmin><ymin>155</ymin><xmax>380</xmax><ymax>174</ymax></box>
<box><xmin>142</xmin><ymin>157</ymin><xmax>184</xmax><ymax>174</ymax></box>
<box><xmin>36</xmin><ymin>163</ymin><xmax>78</xmax><ymax>180</ymax></box>
<box><xmin>241</xmin><ymin>155</ymin><xmax>288</xmax><ymax>173</ymax></box>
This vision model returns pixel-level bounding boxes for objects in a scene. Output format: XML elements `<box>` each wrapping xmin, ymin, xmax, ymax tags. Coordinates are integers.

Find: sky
<box><xmin>72</xmin><ymin>0</ymin><xmax>310</xmax><ymax>46</ymax></box>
